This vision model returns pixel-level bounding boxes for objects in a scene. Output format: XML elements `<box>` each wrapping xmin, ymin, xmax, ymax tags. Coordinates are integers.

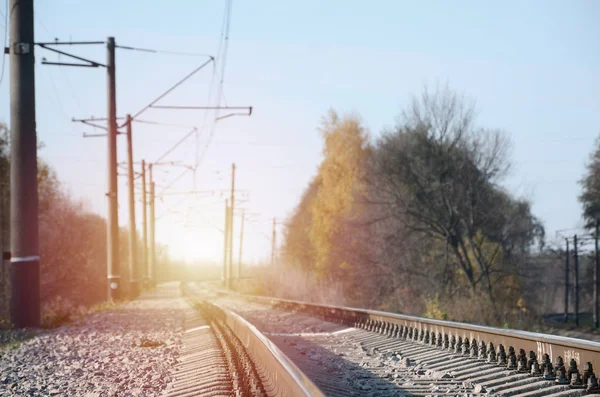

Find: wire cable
<box><xmin>44</xmin><ymin>67</ymin><xmax>70</xmax><ymax>119</ymax></box>
<box><xmin>144</xmin><ymin>0</ymin><xmax>233</xmax><ymax>198</ymax></box>
<box><xmin>116</xmin><ymin>45</ymin><xmax>212</xmax><ymax>58</ymax></box>
<box><xmin>126</xmin><ymin>57</ymin><xmax>214</xmax><ymax>124</ymax></box>
<box><xmin>153</xmin><ymin>128</ymin><xmax>197</xmax><ymax>164</ymax></box>
<box><xmin>195</xmin><ymin>0</ymin><xmax>233</xmax><ymax>169</ymax></box>
<box><xmin>134</xmin><ymin>119</ymin><xmax>197</xmax><ymax>129</ymax></box>
<box><xmin>156</xmin><ymin>196</ymin><xmax>190</xmax><ymax>220</ymax></box>
<box><xmin>158</xmin><ymin>168</ymin><xmax>191</xmax><ymax>196</ymax></box>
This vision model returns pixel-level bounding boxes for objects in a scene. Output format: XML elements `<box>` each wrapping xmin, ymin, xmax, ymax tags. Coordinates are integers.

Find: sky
<box><xmin>0</xmin><ymin>0</ymin><xmax>598</xmax><ymax>264</ymax></box>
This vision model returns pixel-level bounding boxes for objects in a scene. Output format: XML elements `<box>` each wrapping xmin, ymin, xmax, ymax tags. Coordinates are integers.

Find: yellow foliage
<box><xmin>451</xmin><ymin>230</ymin><xmax>507</xmax><ymax>289</ymax></box>
<box><xmin>468</xmin><ymin>231</ymin><xmax>504</xmax><ymax>272</ymax></box>
<box><xmin>310</xmin><ymin>110</ymin><xmax>370</xmax><ymax>274</ymax></box>
<box><xmin>516</xmin><ymin>297</ymin><xmax>527</xmax><ymax>313</ymax></box>
<box><xmin>338</xmin><ymin>260</ymin><xmax>352</xmax><ymax>270</ymax></box>
<box><xmin>423</xmin><ymin>295</ymin><xmax>448</xmax><ymax>320</ymax></box>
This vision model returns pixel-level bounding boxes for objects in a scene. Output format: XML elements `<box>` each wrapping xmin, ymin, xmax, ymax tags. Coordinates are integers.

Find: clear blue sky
<box><xmin>0</xmin><ymin>1</ymin><xmax>598</xmax><ymax>262</ymax></box>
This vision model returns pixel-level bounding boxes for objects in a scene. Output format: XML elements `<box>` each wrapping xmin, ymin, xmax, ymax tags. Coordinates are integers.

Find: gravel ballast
<box><xmin>0</xmin><ymin>283</ymin><xmax>187</xmax><ymax>396</ymax></box>
<box><xmin>214</xmin><ymin>297</ymin><xmax>477</xmax><ymax>396</ymax></box>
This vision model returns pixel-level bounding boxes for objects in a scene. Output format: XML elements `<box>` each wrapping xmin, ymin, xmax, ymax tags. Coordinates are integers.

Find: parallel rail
<box><xmin>211</xmin><ymin>301</ymin><xmax>325</xmax><ymax>396</ymax></box>
<box><xmin>217</xmin><ymin>289</ymin><xmax>600</xmax><ymax>390</ymax></box>
<box><xmin>183</xmin><ymin>286</ymin><xmax>326</xmax><ymax>396</ymax></box>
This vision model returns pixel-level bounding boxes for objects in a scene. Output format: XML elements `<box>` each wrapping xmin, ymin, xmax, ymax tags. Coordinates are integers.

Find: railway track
<box><xmin>167</xmin><ymin>288</ymin><xmax>324</xmax><ymax>396</ymax></box>
<box><xmin>184</xmin><ymin>282</ymin><xmax>600</xmax><ymax>396</ymax></box>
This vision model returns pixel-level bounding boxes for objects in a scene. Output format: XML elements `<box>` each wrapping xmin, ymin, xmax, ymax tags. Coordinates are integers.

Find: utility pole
<box><xmin>0</xmin><ymin>163</ymin><xmax>3</xmax><ymax>299</ymax></box>
<box><xmin>223</xmin><ymin>199</ymin><xmax>229</xmax><ymax>287</ymax></box>
<box><xmin>126</xmin><ymin>114</ymin><xmax>139</xmax><ymax>298</ymax></box>
<box><xmin>9</xmin><ymin>0</ymin><xmax>40</xmax><ymax>327</ymax></box>
<box><xmin>238</xmin><ymin>209</ymin><xmax>244</xmax><ymax>278</ymax></box>
<box><xmin>228</xmin><ymin>163</ymin><xmax>235</xmax><ymax>288</ymax></box>
<box><xmin>44</xmin><ymin>37</ymin><xmax>121</xmax><ymax>301</ymax></box>
<box><xmin>149</xmin><ymin>168</ymin><xmax>156</xmax><ymax>287</ymax></box>
<box><xmin>106</xmin><ymin>36</ymin><xmax>120</xmax><ymax>301</ymax></box>
<box><xmin>595</xmin><ymin>219</ymin><xmax>599</xmax><ymax>329</ymax></box>
<box><xmin>564</xmin><ymin>238</ymin><xmax>570</xmax><ymax>323</ymax></box>
<box><xmin>0</xmin><ymin>156</ymin><xmax>5</xmax><ymax>302</ymax></box>
<box><xmin>271</xmin><ymin>217</ymin><xmax>276</xmax><ymax>267</ymax></box>
<box><xmin>227</xmin><ymin>205</ymin><xmax>233</xmax><ymax>288</ymax></box>
<box><xmin>141</xmin><ymin>159</ymin><xmax>148</xmax><ymax>288</ymax></box>
<box><xmin>574</xmin><ymin>234</ymin><xmax>579</xmax><ymax>327</ymax></box>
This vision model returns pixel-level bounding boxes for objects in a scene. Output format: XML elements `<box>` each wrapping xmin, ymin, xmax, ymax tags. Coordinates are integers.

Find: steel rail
<box><xmin>210</xmin><ymin>301</ymin><xmax>326</xmax><ymax>397</ymax></box>
<box><xmin>216</xmin><ymin>288</ymin><xmax>600</xmax><ymax>388</ymax></box>
<box><xmin>183</xmin><ymin>286</ymin><xmax>326</xmax><ymax>396</ymax></box>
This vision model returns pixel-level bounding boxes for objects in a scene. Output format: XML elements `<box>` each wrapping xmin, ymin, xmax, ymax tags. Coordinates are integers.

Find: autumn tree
<box><xmin>309</xmin><ymin>110</ymin><xmax>371</xmax><ymax>278</ymax></box>
<box><xmin>579</xmin><ymin>135</ymin><xmax>600</xmax><ymax>228</ymax></box>
<box><xmin>282</xmin><ymin>179</ymin><xmax>320</xmax><ymax>272</ymax></box>
<box><xmin>0</xmin><ymin>121</ymin><xmax>157</xmax><ymax>324</ymax></box>
<box><xmin>280</xmin><ymin>88</ymin><xmax>544</xmax><ymax>325</ymax></box>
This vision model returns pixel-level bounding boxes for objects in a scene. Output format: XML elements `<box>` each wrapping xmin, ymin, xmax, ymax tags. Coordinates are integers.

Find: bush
<box><xmin>41</xmin><ymin>296</ymin><xmax>86</xmax><ymax>329</ymax></box>
<box><xmin>423</xmin><ymin>295</ymin><xmax>448</xmax><ymax>320</ymax></box>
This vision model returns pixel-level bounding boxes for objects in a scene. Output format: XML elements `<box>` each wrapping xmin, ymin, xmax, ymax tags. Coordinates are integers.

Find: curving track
<box><xmin>173</xmin><ymin>285</ymin><xmax>325</xmax><ymax>397</ymax></box>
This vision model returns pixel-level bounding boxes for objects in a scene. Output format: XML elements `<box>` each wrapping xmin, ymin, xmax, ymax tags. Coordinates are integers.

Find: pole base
<box><xmin>129</xmin><ymin>280</ymin><xmax>141</xmax><ymax>299</ymax></box>
<box><xmin>108</xmin><ymin>276</ymin><xmax>121</xmax><ymax>301</ymax></box>
<box><xmin>10</xmin><ymin>257</ymin><xmax>40</xmax><ymax>328</ymax></box>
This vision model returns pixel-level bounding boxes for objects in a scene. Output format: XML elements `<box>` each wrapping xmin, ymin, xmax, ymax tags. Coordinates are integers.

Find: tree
<box><xmin>0</xmin><ymin>120</ymin><xmax>162</xmax><ymax>323</ymax></box>
<box><xmin>579</xmin><ymin>135</ymin><xmax>600</xmax><ymax>228</ymax></box>
<box><xmin>282</xmin><ymin>179</ymin><xmax>320</xmax><ymax>272</ymax></box>
<box><xmin>279</xmin><ymin>88</ymin><xmax>544</xmax><ymax>325</ymax></box>
<box><xmin>369</xmin><ymin>85</ymin><xmax>543</xmax><ymax>323</ymax></box>
<box><xmin>309</xmin><ymin>110</ymin><xmax>371</xmax><ymax>277</ymax></box>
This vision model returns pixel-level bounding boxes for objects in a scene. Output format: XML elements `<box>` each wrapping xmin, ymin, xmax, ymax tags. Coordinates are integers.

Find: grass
<box><xmin>41</xmin><ymin>296</ymin><xmax>130</xmax><ymax>329</ymax></box>
<box><xmin>89</xmin><ymin>299</ymin><xmax>128</xmax><ymax>313</ymax></box>
<box><xmin>0</xmin><ymin>328</ymin><xmax>39</xmax><ymax>352</ymax></box>
<box><xmin>136</xmin><ymin>338</ymin><xmax>164</xmax><ymax>348</ymax></box>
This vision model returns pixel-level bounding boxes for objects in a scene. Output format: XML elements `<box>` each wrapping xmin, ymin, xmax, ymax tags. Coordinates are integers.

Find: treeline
<box><xmin>0</xmin><ymin>123</ymin><xmax>169</xmax><ymax>326</ymax></box>
<box><xmin>279</xmin><ymin>87</ymin><xmax>547</xmax><ymax>326</ymax></box>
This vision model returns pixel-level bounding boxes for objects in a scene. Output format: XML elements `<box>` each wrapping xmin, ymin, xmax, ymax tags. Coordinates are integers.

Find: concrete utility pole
<box><xmin>126</xmin><ymin>115</ymin><xmax>139</xmax><ymax>298</ymax></box>
<box><xmin>149</xmin><ymin>165</ymin><xmax>156</xmax><ymax>287</ymax></box>
<box><xmin>9</xmin><ymin>0</ymin><xmax>41</xmax><ymax>327</ymax></box>
<box><xmin>141</xmin><ymin>159</ymin><xmax>148</xmax><ymax>288</ymax></box>
<box><xmin>223</xmin><ymin>199</ymin><xmax>229</xmax><ymax>287</ymax></box>
<box><xmin>0</xmin><ymin>164</ymin><xmax>4</xmax><ymax>296</ymax></box>
<box><xmin>271</xmin><ymin>217</ymin><xmax>276</xmax><ymax>267</ymax></box>
<box><xmin>227</xmin><ymin>205</ymin><xmax>234</xmax><ymax>288</ymax></box>
<box><xmin>228</xmin><ymin>163</ymin><xmax>235</xmax><ymax>288</ymax></box>
<box><xmin>238</xmin><ymin>209</ymin><xmax>244</xmax><ymax>278</ymax></box>
<box><xmin>45</xmin><ymin>37</ymin><xmax>122</xmax><ymax>300</ymax></box>
<box><xmin>106</xmin><ymin>36</ymin><xmax>120</xmax><ymax>301</ymax></box>
<box><xmin>595</xmin><ymin>219</ymin><xmax>599</xmax><ymax>329</ymax></box>
<box><xmin>564</xmin><ymin>238</ymin><xmax>569</xmax><ymax>323</ymax></box>
<box><xmin>574</xmin><ymin>234</ymin><xmax>579</xmax><ymax>327</ymax></box>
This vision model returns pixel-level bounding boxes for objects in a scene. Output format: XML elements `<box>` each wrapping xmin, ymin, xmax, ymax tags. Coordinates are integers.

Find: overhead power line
<box><xmin>195</xmin><ymin>0</ymin><xmax>234</xmax><ymax>169</ymax></box>
<box><xmin>124</xmin><ymin>57</ymin><xmax>215</xmax><ymax>125</ymax></box>
<box><xmin>133</xmin><ymin>119</ymin><xmax>197</xmax><ymax>129</ymax></box>
<box><xmin>153</xmin><ymin>127</ymin><xmax>198</xmax><ymax>164</ymax></box>
<box><xmin>158</xmin><ymin>168</ymin><xmax>191</xmax><ymax>196</ymax></box>
<box><xmin>116</xmin><ymin>44</ymin><xmax>212</xmax><ymax>58</ymax></box>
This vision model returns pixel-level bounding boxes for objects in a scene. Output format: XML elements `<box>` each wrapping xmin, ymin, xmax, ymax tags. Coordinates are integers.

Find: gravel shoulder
<box><xmin>0</xmin><ymin>283</ymin><xmax>187</xmax><ymax>397</ymax></box>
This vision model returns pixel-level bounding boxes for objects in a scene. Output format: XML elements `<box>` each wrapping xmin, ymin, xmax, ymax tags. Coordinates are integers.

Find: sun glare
<box><xmin>158</xmin><ymin>223</ymin><xmax>223</xmax><ymax>263</ymax></box>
